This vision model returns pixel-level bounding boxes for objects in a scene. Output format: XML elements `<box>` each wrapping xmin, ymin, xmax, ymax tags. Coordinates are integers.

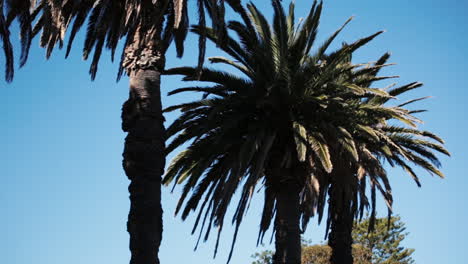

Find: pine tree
<box><xmin>352</xmin><ymin>216</ymin><xmax>415</xmax><ymax>264</ymax></box>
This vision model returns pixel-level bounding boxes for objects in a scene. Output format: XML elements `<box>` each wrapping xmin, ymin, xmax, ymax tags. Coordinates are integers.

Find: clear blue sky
<box><xmin>2</xmin><ymin>0</ymin><xmax>467</xmax><ymax>263</ymax></box>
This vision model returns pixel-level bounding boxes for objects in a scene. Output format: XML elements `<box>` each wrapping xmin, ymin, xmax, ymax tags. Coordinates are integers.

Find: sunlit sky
<box><xmin>2</xmin><ymin>0</ymin><xmax>467</xmax><ymax>263</ymax></box>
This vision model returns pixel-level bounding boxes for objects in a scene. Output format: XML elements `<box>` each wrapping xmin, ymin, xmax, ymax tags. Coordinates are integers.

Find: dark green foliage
<box><xmin>353</xmin><ymin>216</ymin><xmax>415</xmax><ymax>264</ymax></box>
<box><xmin>252</xmin><ymin>250</ymin><xmax>275</xmax><ymax>264</ymax></box>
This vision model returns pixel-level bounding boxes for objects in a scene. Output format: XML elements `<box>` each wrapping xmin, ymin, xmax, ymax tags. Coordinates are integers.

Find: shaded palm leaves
<box><xmin>1</xmin><ymin>0</ymin><xmax>236</xmax><ymax>81</ymax></box>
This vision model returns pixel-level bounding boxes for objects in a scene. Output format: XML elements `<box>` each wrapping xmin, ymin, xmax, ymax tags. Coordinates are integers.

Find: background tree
<box><xmin>252</xmin><ymin>244</ymin><xmax>372</xmax><ymax>264</ymax></box>
<box><xmin>252</xmin><ymin>250</ymin><xmax>274</xmax><ymax>264</ymax></box>
<box><xmin>252</xmin><ymin>216</ymin><xmax>413</xmax><ymax>264</ymax></box>
<box><xmin>302</xmin><ymin>244</ymin><xmax>372</xmax><ymax>264</ymax></box>
<box><xmin>353</xmin><ymin>216</ymin><xmax>415</xmax><ymax>264</ymax></box>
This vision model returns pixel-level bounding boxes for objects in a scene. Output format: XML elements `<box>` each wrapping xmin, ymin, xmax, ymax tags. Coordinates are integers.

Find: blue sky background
<box><xmin>2</xmin><ymin>0</ymin><xmax>467</xmax><ymax>263</ymax></box>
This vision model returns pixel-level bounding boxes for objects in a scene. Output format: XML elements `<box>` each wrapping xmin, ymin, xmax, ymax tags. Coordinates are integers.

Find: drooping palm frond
<box><xmin>1</xmin><ymin>0</ymin><xmax>36</xmax><ymax>82</ymax></box>
<box><xmin>5</xmin><ymin>0</ymin><xmax>232</xmax><ymax>81</ymax></box>
<box><xmin>0</xmin><ymin>0</ymin><xmax>14</xmax><ymax>82</ymax></box>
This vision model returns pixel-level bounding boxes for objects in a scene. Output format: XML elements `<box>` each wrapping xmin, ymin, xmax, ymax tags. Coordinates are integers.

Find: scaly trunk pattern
<box><xmin>121</xmin><ymin>15</ymin><xmax>166</xmax><ymax>264</ymax></box>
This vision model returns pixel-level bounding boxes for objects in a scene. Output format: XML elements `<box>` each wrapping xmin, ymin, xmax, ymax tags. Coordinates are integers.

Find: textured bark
<box><xmin>273</xmin><ymin>179</ymin><xmax>302</xmax><ymax>264</ymax></box>
<box><xmin>123</xmin><ymin>68</ymin><xmax>165</xmax><ymax>264</ymax></box>
<box><xmin>121</xmin><ymin>15</ymin><xmax>166</xmax><ymax>263</ymax></box>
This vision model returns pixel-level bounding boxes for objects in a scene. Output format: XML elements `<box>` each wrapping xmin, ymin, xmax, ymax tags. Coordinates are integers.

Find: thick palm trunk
<box><xmin>328</xmin><ymin>188</ymin><xmax>353</xmax><ymax>264</ymax></box>
<box><xmin>273</xmin><ymin>180</ymin><xmax>302</xmax><ymax>264</ymax></box>
<box><xmin>120</xmin><ymin>2</ymin><xmax>167</xmax><ymax>262</ymax></box>
<box><xmin>122</xmin><ymin>69</ymin><xmax>165</xmax><ymax>264</ymax></box>
<box><xmin>121</xmin><ymin>30</ymin><xmax>166</xmax><ymax>263</ymax></box>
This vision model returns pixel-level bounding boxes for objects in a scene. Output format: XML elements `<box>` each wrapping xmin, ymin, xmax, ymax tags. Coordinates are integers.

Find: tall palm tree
<box><xmin>2</xmin><ymin>1</ymin><xmax>234</xmax><ymax>263</ymax></box>
<box><xmin>161</xmin><ymin>1</ymin><xmax>405</xmax><ymax>263</ymax></box>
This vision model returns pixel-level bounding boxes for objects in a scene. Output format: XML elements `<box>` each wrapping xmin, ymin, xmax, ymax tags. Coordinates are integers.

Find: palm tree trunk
<box><xmin>122</xmin><ymin>39</ymin><xmax>166</xmax><ymax>263</ymax></box>
<box><xmin>326</xmin><ymin>150</ymin><xmax>355</xmax><ymax>264</ymax></box>
<box><xmin>328</xmin><ymin>180</ymin><xmax>354</xmax><ymax>264</ymax></box>
<box><xmin>273</xmin><ymin>180</ymin><xmax>302</xmax><ymax>264</ymax></box>
<box><xmin>328</xmin><ymin>191</ymin><xmax>353</xmax><ymax>264</ymax></box>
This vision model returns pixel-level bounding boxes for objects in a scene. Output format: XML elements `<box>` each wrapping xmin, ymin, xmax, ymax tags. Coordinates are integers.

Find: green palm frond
<box><xmin>308</xmin><ymin>132</ymin><xmax>333</xmax><ymax>173</ymax></box>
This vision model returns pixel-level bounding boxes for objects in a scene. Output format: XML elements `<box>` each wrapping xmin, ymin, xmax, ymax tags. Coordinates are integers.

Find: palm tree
<box><xmin>161</xmin><ymin>1</ymin><xmax>404</xmax><ymax>263</ymax></box>
<box><xmin>315</xmin><ymin>53</ymin><xmax>450</xmax><ymax>263</ymax></box>
<box><xmin>2</xmin><ymin>1</ymin><xmax>234</xmax><ymax>263</ymax></box>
